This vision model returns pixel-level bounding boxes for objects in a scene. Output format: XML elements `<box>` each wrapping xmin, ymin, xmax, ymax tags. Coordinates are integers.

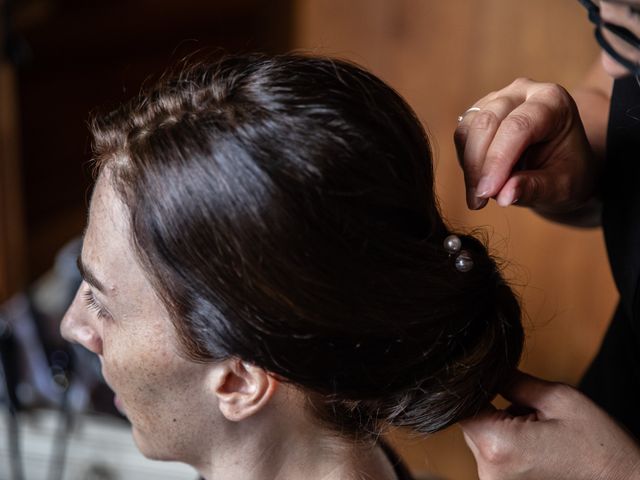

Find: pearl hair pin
<box><xmin>443</xmin><ymin>234</ymin><xmax>474</xmax><ymax>272</ymax></box>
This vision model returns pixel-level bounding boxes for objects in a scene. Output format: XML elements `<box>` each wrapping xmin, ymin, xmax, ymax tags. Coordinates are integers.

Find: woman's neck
<box><xmin>194</xmin><ymin>401</ymin><xmax>399</xmax><ymax>480</ymax></box>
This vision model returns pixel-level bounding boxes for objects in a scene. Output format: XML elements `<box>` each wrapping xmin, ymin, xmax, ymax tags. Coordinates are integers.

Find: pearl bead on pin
<box><xmin>443</xmin><ymin>235</ymin><xmax>462</xmax><ymax>254</ymax></box>
<box><xmin>443</xmin><ymin>234</ymin><xmax>474</xmax><ymax>272</ymax></box>
<box><xmin>454</xmin><ymin>250</ymin><xmax>474</xmax><ymax>272</ymax></box>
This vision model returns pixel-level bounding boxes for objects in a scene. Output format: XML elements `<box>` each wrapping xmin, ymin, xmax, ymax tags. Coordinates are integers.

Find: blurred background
<box><xmin>0</xmin><ymin>0</ymin><xmax>616</xmax><ymax>479</ymax></box>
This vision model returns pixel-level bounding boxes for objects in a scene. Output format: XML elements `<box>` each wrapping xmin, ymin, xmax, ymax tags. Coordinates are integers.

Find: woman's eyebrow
<box><xmin>76</xmin><ymin>255</ymin><xmax>108</xmax><ymax>295</ymax></box>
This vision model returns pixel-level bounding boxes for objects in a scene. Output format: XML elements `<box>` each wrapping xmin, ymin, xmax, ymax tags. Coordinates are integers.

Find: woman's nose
<box><xmin>60</xmin><ymin>286</ymin><xmax>103</xmax><ymax>355</ymax></box>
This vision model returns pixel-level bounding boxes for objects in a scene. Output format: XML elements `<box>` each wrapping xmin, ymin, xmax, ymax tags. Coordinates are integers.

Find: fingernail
<box><xmin>466</xmin><ymin>188</ymin><xmax>476</xmax><ymax>209</ymax></box>
<box><xmin>467</xmin><ymin>188</ymin><xmax>486</xmax><ymax>210</ymax></box>
<box><xmin>497</xmin><ymin>190</ymin><xmax>513</xmax><ymax>207</ymax></box>
<box><xmin>473</xmin><ymin>197</ymin><xmax>489</xmax><ymax>210</ymax></box>
<box><xmin>476</xmin><ymin>177</ymin><xmax>492</xmax><ymax>198</ymax></box>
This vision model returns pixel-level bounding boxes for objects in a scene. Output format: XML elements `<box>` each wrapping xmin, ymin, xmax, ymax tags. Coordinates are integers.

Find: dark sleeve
<box><xmin>580</xmin><ymin>75</ymin><xmax>640</xmax><ymax>439</ymax></box>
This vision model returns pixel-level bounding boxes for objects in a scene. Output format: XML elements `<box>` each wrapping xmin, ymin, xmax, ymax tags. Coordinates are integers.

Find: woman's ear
<box><xmin>211</xmin><ymin>359</ymin><xmax>279</xmax><ymax>422</ymax></box>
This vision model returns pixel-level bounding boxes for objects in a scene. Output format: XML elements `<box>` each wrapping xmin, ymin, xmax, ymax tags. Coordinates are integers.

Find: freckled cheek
<box><xmin>101</xmin><ymin>339</ymin><xmax>144</xmax><ymax>387</ymax></box>
<box><xmin>106</xmin><ymin>346</ymin><xmax>179</xmax><ymax>396</ymax></box>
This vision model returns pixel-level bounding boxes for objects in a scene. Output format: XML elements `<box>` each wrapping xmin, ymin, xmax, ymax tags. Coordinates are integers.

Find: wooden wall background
<box><xmin>295</xmin><ymin>1</ymin><xmax>616</xmax><ymax>479</ymax></box>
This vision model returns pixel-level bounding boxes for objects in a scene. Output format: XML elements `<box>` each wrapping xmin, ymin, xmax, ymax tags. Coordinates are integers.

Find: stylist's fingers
<box><xmin>458</xmin><ymin>96</ymin><xmax>523</xmax><ymax>209</ymax></box>
<box><xmin>459</xmin><ymin>405</ymin><xmax>502</xmax><ymax>454</ymax></box>
<box><xmin>454</xmin><ymin>86</ymin><xmax>500</xmax><ymax>140</ymax></box>
<box><xmin>460</xmin><ymin>406</ymin><xmax>523</xmax><ymax>473</ymax></box>
<box><xmin>475</xmin><ymin>84</ymin><xmax>573</xmax><ymax>201</ymax></box>
<box><xmin>454</xmin><ymin>100</ymin><xmax>489</xmax><ymax>159</ymax></box>
<box><xmin>454</xmin><ymin>89</ymin><xmax>501</xmax><ymax>163</ymax></box>
<box><xmin>454</xmin><ymin>107</ymin><xmax>479</xmax><ymax>165</ymax></box>
<box><xmin>454</xmin><ymin>105</ymin><xmax>484</xmax><ymax>208</ymax></box>
<box><xmin>459</xmin><ymin>404</ymin><xmax>502</xmax><ymax>437</ymax></box>
<box><xmin>494</xmin><ymin>168</ymin><xmax>569</xmax><ymax>208</ymax></box>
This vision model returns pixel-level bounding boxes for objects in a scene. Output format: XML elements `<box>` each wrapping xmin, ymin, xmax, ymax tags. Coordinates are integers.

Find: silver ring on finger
<box><xmin>457</xmin><ymin>107</ymin><xmax>481</xmax><ymax>123</ymax></box>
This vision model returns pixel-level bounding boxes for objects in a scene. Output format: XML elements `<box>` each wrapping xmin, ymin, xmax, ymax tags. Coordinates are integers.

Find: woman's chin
<box><xmin>131</xmin><ymin>426</ymin><xmax>180</xmax><ymax>462</ymax></box>
<box><xmin>124</xmin><ymin>404</ymin><xmax>170</xmax><ymax>460</ymax></box>
<box><xmin>131</xmin><ymin>425</ymin><xmax>157</xmax><ymax>458</ymax></box>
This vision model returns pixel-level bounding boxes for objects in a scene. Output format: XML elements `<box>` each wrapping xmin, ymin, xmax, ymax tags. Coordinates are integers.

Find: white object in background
<box><xmin>0</xmin><ymin>409</ymin><xmax>197</xmax><ymax>480</ymax></box>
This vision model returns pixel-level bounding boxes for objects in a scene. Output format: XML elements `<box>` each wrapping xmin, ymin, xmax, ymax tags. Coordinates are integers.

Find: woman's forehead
<box><xmin>84</xmin><ymin>177</ymin><xmax>133</xmax><ymax>282</ymax></box>
<box><xmin>88</xmin><ymin>174</ymin><xmax>128</xmax><ymax>236</ymax></box>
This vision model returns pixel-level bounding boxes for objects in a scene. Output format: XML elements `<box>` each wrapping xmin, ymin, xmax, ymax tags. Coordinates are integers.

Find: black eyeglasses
<box><xmin>577</xmin><ymin>0</ymin><xmax>640</xmax><ymax>76</ymax></box>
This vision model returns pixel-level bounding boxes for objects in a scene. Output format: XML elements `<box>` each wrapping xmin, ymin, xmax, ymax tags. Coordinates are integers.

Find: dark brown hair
<box><xmin>91</xmin><ymin>53</ymin><xmax>523</xmax><ymax>437</ymax></box>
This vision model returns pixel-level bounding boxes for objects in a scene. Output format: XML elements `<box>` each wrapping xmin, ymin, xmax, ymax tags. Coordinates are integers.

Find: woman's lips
<box><xmin>99</xmin><ymin>362</ymin><xmax>125</xmax><ymax>415</ymax></box>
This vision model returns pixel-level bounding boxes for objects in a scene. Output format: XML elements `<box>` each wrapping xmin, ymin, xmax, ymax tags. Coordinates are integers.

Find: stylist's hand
<box><xmin>461</xmin><ymin>371</ymin><xmax>640</xmax><ymax>480</ymax></box>
<box><xmin>454</xmin><ymin>78</ymin><xmax>598</xmax><ymax>215</ymax></box>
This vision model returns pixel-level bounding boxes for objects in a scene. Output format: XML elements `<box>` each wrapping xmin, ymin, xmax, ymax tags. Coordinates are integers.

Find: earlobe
<box><xmin>214</xmin><ymin>359</ymin><xmax>279</xmax><ymax>422</ymax></box>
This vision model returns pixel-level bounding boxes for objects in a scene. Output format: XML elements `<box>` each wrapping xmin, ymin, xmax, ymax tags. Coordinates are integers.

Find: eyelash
<box><xmin>83</xmin><ymin>289</ymin><xmax>111</xmax><ymax>320</ymax></box>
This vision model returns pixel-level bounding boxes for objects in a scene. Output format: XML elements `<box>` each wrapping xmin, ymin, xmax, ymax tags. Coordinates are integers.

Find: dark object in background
<box><xmin>12</xmin><ymin>0</ymin><xmax>293</xmax><ymax>284</ymax></box>
<box><xmin>0</xmin><ymin>238</ymin><xmax>92</xmax><ymax>413</ymax></box>
<box><xmin>0</xmin><ymin>237</ymin><xmax>91</xmax><ymax>480</ymax></box>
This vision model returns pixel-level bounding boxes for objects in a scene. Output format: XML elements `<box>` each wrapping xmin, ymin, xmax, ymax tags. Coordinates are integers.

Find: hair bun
<box><xmin>375</xmin><ymin>234</ymin><xmax>523</xmax><ymax>434</ymax></box>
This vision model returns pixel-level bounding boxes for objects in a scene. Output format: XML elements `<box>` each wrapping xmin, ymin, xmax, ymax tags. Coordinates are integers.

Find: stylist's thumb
<box><xmin>460</xmin><ymin>407</ymin><xmax>517</xmax><ymax>479</ymax></box>
<box><xmin>497</xmin><ymin>168</ymin><xmax>575</xmax><ymax>212</ymax></box>
<box><xmin>460</xmin><ymin>371</ymin><xmax>563</xmax><ymax>480</ymax></box>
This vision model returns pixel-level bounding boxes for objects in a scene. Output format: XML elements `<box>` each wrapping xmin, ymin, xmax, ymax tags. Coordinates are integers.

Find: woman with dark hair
<box><xmin>61</xmin><ymin>54</ymin><xmax>523</xmax><ymax>480</ymax></box>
